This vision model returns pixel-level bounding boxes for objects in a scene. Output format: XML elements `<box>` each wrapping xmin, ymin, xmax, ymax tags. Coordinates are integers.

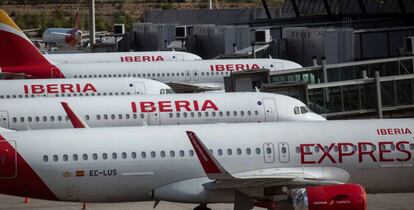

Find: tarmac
<box><xmin>1</xmin><ymin>193</ymin><xmax>414</xmax><ymax>210</ymax></box>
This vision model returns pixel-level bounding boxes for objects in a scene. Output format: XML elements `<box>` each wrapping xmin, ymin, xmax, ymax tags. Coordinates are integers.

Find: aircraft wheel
<box><xmin>194</xmin><ymin>204</ymin><xmax>211</xmax><ymax>210</ymax></box>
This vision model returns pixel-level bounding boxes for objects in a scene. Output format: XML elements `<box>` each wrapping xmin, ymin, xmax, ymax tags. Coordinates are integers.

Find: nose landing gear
<box><xmin>193</xmin><ymin>204</ymin><xmax>211</xmax><ymax>210</ymax></box>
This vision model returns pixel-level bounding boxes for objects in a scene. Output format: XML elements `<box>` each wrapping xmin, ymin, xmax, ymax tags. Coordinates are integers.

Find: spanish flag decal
<box><xmin>76</xmin><ymin>170</ymin><xmax>85</xmax><ymax>177</ymax></box>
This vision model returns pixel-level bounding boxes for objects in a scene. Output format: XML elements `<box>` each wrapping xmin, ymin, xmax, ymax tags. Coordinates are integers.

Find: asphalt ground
<box><xmin>1</xmin><ymin>193</ymin><xmax>414</xmax><ymax>210</ymax></box>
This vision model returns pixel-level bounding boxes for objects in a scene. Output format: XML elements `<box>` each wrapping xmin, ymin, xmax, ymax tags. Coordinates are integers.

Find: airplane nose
<box><xmin>307</xmin><ymin>113</ymin><xmax>326</xmax><ymax>121</ymax></box>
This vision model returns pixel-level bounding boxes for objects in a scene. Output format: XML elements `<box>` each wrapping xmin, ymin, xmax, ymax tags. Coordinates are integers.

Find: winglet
<box><xmin>186</xmin><ymin>131</ymin><xmax>234</xmax><ymax>180</ymax></box>
<box><xmin>61</xmin><ymin>102</ymin><xmax>89</xmax><ymax>128</ymax></box>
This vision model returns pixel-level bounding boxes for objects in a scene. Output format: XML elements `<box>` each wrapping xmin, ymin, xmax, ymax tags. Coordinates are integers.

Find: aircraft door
<box><xmin>0</xmin><ymin>140</ymin><xmax>17</xmax><ymax>178</ymax></box>
<box><xmin>0</xmin><ymin>112</ymin><xmax>9</xmax><ymax>129</ymax></box>
<box><xmin>51</xmin><ymin>66</ymin><xmax>62</xmax><ymax>78</ymax></box>
<box><xmin>263</xmin><ymin>98</ymin><xmax>278</xmax><ymax>122</ymax></box>
<box><xmin>133</xmin><ymin>82</ymin><xmax>146</xmax><ymax>95</ymax></box>
<box><xmin>278</xmin><ymin>142</ymin><xmax>290</xmax><ymax>163</ymax></box>
<box><xmin>263</xmin><ymin>143</ymin><xmax>275</xmax><ymax>163</ymax></box>
<box><xmin>272</xmin><ymin>63</ymin><xmax>283</xmax><ymax>70</ymax></box>
<box><xmin>174</xmin><ymin>54</ymin><xmax>184</xmax><ymax>61</ymax></box>
<box><xmin>185</xmin><ymin>70</ymin><xmax>191</xmax><ymax>81</ymax></box>
<box><xmin>193</xmin><ymin>70</ymin><xmax>199</xmax><ymax>81</ymax></box>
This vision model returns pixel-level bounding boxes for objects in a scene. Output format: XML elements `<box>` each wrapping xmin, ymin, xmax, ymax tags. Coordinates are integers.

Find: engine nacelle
<box><xmin>291</xmin><ymin>184</ymin><xmax>366</xmax><ymax>210</ymax></box>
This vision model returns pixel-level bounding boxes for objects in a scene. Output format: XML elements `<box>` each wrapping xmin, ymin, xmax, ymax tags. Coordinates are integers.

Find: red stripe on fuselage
<box><xmin>0</xmin><ymin>135</ymin><xmax>58</xmax><ymax>201</ymax></box>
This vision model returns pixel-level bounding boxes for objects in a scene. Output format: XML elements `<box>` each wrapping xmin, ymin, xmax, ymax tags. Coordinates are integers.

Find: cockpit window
<box><xmin>160</xmin><ymin>89</ymin><xmax>165</xmax><ymax>94</ymax></box>
<box><xmin>294</xmin><ymin>106</ymin><xmax>300</xmax><ymax>115</ymax></box>
<box><xmin>300</xmin><ymin>106</ymin><xmax>308</xmax><ymax>114</ymax></box>
<box><xmin>166</xmin><ymin>89</ymin><xmax>175</xmax><ymax>94</ymax></box>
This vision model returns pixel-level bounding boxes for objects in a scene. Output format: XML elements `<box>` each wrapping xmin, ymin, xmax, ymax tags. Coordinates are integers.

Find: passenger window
<box><xmin>170</xmin><ymin>151</ymin><xmax>175</xmax><ymax>157</ymax></box>
<box><xmin>189</xmin><ymin>150</ymin><xmax>194</xmax><ymax>156</ymax></box>
<box><xmin>237</xmin><ymin>148</ymin><xmax>242</xmax><ymax>155</ymax></box>
<box><xmin>190</xmin><ymin>112</ymin><xmax>195</xmax><ymax>117</ymax></box>
<box><xmin>122</xmin><ymin>152</ymin><xmax>127</xmax><ymax>159</ymax></box>
<box><xmin>205</xmin><ymin>112</ymin><xmax>209</xmax><ymax>117</ymax></box>
<box><xmin>183</xmin><ymin>112</ymin><xmax>188</xmax><ymax>118</ymax></box>
<box><xmin>176</xmin><ymin>113</ymin><xmax>180</xmax><ymax>118</ymax></box>
<box><xmin>35</xmin><ymin>116</ymin><xmax>40</xmax><ymax>122</ymax></box>
<box><xmin>85</xmin><ymin>115</ymin><xmax>90</xmax><ymax>120</ymax></box>
<box><xmin>226</xmin><ymin>111</ymin><xmax>230</xmax><ymax>116</ymax></box>
<box><xmin>96</xmin><ymin>115</ymin><xmax>101</xmax><ymax>120</ymax></box>
<box><xmin>197</xmin><ymin>112</ymin><xmax>202</xmax><ymax>117</ymax></box>
<box><xmin>255</xmin><ymin>148</ymin><xmax>261</xmax><ymax>155</ymax></box>
<box><xmin>151</xmin><ymin>151</ymin><xmax>156</xmax><ymax>158</ymax></box>
<box><xmin>141</xmin><ymin>152</ymin><xmax>147</xmax><ymax>159</ymax></box>
<box><xmin>63</xmin><ymin>154</ymin><xmax>68</xmax><ymax>161</ymax></box>
<box><xmin>102</xmin><ymin>153</ymin><xmax>108</xmax><ymax>160</ymax></box>
<box><xmin>160</xmin><ymin>151</ymin><xmax>166</xmax><ymax>158</ymax></box>
<box><xmin>219</xmin><ymin>111</ymin><xmax>223</xmax><ymax>116</ymax></box>
<box><xmin>218</xmin><ymin>149</ymin><xmax>223</xmax><ymax>156</ymax></box>
<box><xmin>281</xmin><ymin>147</ymin><xmax>287</xmax><ymax>154</ymax></box>
<box><xmin>233</xmin><ymin>111</ymin><xmax>237</xmax><ymax>116</ymax></box>
<box><xmin>247</xmin><ymin>111</ymin><xmax>251</xmax><ymax>116</ymax></box>
<box><xmin>227</xmin><ymin>149</ymin><xmax>232</xmax><ymax>155</ymax></box>
<box><xmin>246</xmin><ymin>148</ymin><xmax>251</xmax><ymax>155</ymax></box>
<box><xmin>73</xmin><ymin>154</ymin><xmax>79</xmax><ymax>161</ymax></box>
<box><xmin>111</xmin><ymin>114</ymin><xmax>115</xmax><ymax>119</ymax></box>
<box><xmin>140</xmin><ymin>114</ymin><xmax>144</xmax><ymax>119</ymax></box>
<box><xmin>240</xmin><ymin>111</ymin><xmax>244</xmax><ymax>116</ymax></box>
<box><xmin>12</xmin><ymin>117</ymin><xmax>17</xmax><ymax>123</ymax></box>
<box><xmin>179</xmin><ymin>150</ymin><xmax>185</xmax><ymax>157</ymax></box>
<box><xmin>212</xmin><ymin>112</ymin><xmax>216</xmax><ymax>117</ymax></box>
<box><xmin>294</xmin><ymin>107</ymin><xmax>300</xmax><ymax>115</ymax></box>
<box><xmin>266</xmin><ymin>147</ymin><xmax>272</xmax><ymax>154</ymax></box>
<box><xmin>83</xmin><ymin>154</ymin><xmax>88</xmax><ymax>160</ymax></box>
<box><xmin>43</xmin><ymin>155</ymin><xmax>49</xmax><ymax>162</ymax></box>
<box><xmin>169</xmin><ymin>113</ymin><xmax>173</xmax><ymax>118</ymax></box>
<box><xmin>112</xmin><ymin>153</ymin><xmax>118</xmax><ymax>159</ymax></box>
<box><xmin>118</xmin><ymin>114</ymin><xmax>122</xmax><ymax>119</ymax></box>
<box><xmin>92</xmin><ymin>153</ymin><xmax>98</xmax><ymax>160</ymax></box>
<box><xmin>125</xmin><ymin>114</ymin><xmax>130</xmax><ymax>119</ymax></box>
<box><xmin>104</xmin><ymin>114</ymin><xmax>108</xmax><ymax>120</ymax></box>
<box><xmin>53</xmin><ymin>155</ymin><xmax>58</xmax><ymax>162</ymax></box>
<box><xmin>131</xmin><ymin>152</ymin><xmax>137</xmax><ymax>159</ymax></box>
<box><xmin>20</xmin><ymin>117</ymin><xmax>24</xmax><ymax>122</ymax></box>
<box><xmin>28</xmin><ymin>117</ymin><xmax>32</xmax><ymax>122</ymax></box>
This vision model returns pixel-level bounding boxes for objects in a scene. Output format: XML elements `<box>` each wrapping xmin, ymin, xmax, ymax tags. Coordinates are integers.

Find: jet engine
<box><xmin>291</xmin><ymin>184</ymin><xmax>366</xmax><ymax>210</ymax></box>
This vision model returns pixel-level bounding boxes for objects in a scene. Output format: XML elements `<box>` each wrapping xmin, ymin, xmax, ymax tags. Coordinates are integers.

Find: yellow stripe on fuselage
<box><xmin>0</xmin><ymin>9</ymin><xmax>22</xmax><ymax>32</ymax></box>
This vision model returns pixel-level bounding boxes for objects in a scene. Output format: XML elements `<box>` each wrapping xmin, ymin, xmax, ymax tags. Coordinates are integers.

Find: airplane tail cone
<box><xmin>0</xmin><ymin>9</ymin><xmax>51</xmax><ymax>67</ymax></box>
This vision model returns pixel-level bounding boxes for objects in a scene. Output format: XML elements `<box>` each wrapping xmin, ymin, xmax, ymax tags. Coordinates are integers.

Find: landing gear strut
<box><xmin>194</xmin><ymin>203</ymin><xmax>211</xmax><ymax>210</ymax></box>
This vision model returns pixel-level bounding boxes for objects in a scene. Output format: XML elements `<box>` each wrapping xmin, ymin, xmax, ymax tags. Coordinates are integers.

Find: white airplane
<box><xmin>0</xmin><ymin>77</ymin><xmax>174</xmax><ymax>99</ymax></box>
<box><xmin>42</xmin><ymin>12</ymin><xmax>82</xmax><ymax>48</ymax></box>
<box><xmin>44</xmin><ymin>51</ymin><xmax>202</xmax><ymax>64</ymax></box>
<box><xmin>0</xmin><ymin>119</ymin><xmax>412</xmax><ymax>210</ymax></box>
<box><xmin>0</xmin><ymin>92</ymin><xmax>325</xmax><ymax>131</ymax></box>
<box><xmin>0</xmin><ymin>10</ymin><xmax>302</xmax><ymax>92</ymax></box>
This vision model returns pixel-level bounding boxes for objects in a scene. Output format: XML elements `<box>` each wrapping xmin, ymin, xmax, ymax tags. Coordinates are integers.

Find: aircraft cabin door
<box><xmin>0</xmin><ymin>140</ymin><xmax>17</xmax><ymax>178</ymax></box>
<box><xmin>133</xmin><ymin>82</ymin><xmax>146</xmax><ymax>95</ymax></box>
<box><xmin>278</xmin><ymin>142</ymin><xmax>290</xmax><ymax>163</ymax></box>
<box><xmin>263</xmin><ymin>143</ymin><xmax>275</xmax><ymax>163</ymax></box>
<box><xmin>185</xmin><ymin>70</ymin><xmax>191</xmax><ymax>81</ymax></box>
<box><xmin>262</xmin><ymin>98</ymin><xmax>278</xmax><ymax>122</ymax></box>
<box><xmin>0</xmin><ymin>112</ymin><xmax>9</xmax><ymax>129</ymax></box>
<box><xmin>51</xmin><ymin>66</ymin><xmax>62</xmax><ymax>78</ymax></box>
<box><xmin>193</xmin><ymin>70</ymin><xmax>199</xmax><ymax>81</ymax></box>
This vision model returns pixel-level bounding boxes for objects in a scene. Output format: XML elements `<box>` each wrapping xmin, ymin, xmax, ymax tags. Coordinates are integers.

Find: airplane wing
<box><xmin>186</xmin><ymin>131</ymin><xmax>347</xmax><ymax>191</ymax></box>
<box><xmin>167</xmin><ymin>82</ymin><xmax>222</xmax><ymax>93</ymax></box>
<box><xmin>60</xmin><ymin>102</ymin><xmax>89</xmax><ymax>128</ymax></box>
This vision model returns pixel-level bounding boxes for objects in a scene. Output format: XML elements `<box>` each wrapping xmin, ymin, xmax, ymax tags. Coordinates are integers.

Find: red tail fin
<box><xmin>0</xmin><ymin>10</ymin><xmax>51</xmax><ymax>67</ymax></box>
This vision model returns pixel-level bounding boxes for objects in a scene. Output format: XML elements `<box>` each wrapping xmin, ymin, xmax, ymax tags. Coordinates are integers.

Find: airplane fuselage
<box><xmin>0</xmin><ymin>119</ymin><xmax>412</xmax><ymax>203</ymax></box>
<box><xmin>0</xmin><ymin>92</ymin><xmax>324</xmax><ymax>130</ymax></box>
